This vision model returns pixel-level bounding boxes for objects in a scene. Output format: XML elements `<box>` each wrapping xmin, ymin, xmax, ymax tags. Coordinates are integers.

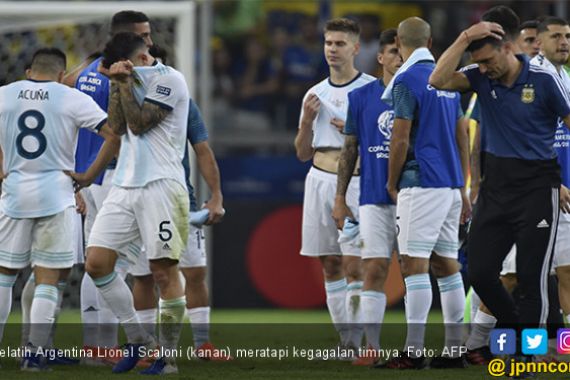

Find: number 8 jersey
<box><xmin>0</xmin><ymin>79</ymin><xmax>107</xmax><ymax>218</ymax></box>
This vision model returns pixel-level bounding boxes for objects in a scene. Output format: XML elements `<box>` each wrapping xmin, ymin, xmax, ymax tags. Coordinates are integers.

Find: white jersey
<box><xmin>113</xmin><ymin>62</ymin><xmax>189</xmax><ymax>188</ymax></box>
<box><xmin>299</xmin><ymin>72</ymin><xmax>375</xmax><ymax>149</ymax></box>
<box><xmin>0</xmin><ymin>79</ymin><xmax>107</xmax><ymax>218</ymax></box>
<box><xmin>530</xmin><ymin>53</ymin><xmax>570</xmax><ymax>90</ymax></box>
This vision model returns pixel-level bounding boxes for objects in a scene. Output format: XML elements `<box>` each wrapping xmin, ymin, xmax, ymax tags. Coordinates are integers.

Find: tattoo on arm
<box><xmin>108</xmin><ymin>82</ymin><xmax>126</xmax><ymax>135</ymax></box>
<box><xmin>119</xmin><ymin>80</ymin><xmax>170</xmax><ymax>136</ymax></box>
<box><xmin>336</xmin><ymin>135</ymin><xmax>358</xmax><ymax>197</ymax></box>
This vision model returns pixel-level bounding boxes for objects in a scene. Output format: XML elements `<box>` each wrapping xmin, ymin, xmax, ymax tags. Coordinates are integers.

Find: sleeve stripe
<box><xmin>144</xmin><ymin>98</ymin><xmax>173</xmax><ymax>111</ymax></box>
<box><xmin>94</xmin><ymin>118</ymin><xmax>107</xmax><ymax>132</ymax></box>
<box><xmin>529</xmin><ymin>67</ymin><xmax>570</xmax><ymax>106</ymax></box>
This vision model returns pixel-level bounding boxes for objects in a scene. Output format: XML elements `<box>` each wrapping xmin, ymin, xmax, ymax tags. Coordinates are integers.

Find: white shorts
<box><xmin>73</xmin><ymin>211</ymin><xmax>84</xmax><ymax>264</ymax></box>
<box><xmin>397</xmin><ymin>187</ymin><xmax>461</xmax><ymax>259</ymax></box>
<box><xmin>300</xmin><ymin>167</ymin><xmax>360</xmax><ymax>257</ymax></box>
<box><xmin>88</xmin><ymin>179</ymin><xmax>189</xmax><ymax>265</ymax></box>
<box><xmin>82</xmin><ymin>169</ymin><xmax>115</xmax><ymax>245</ymax></box>
<box><xmin>0</xmin><ymin>207</ymin><xmax>76</xmax><ymax>269</ymax></box>
<box><xmin>553</xmin><ymin>212</ymin><xmax>570</xmax><ymax>268</ymax></box>
<box><xmin>500</xmin><ymin>246</ymin><xmax>517</xmax><ymax>276</ymax></box>
<box><xmin>359</xmin><ymin>204</ymin><xmax>398</xmax><ymax>259</ymax></box>
<box><xmin>129</xmin><ymin>223</ymin><xmax>206</xmax><ymax>276</ymax></box>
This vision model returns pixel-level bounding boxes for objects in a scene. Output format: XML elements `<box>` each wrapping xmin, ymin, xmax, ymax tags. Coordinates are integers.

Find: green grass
<box><xmin>1</xmin><ymin>309</ymin><xmax>568</xmax><ymax>379</ymax></box>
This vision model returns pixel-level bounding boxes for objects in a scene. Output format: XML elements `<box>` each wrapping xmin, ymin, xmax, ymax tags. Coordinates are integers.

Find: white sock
<box><xmin>159</xmin><ymin>297</ymin><xmax>185</xmax><ymax>352</ymax></box>
<box><xmin>29</xmin><ymin>284</ymin><xmax>58</xmax><ymax>348</ymax></box>
<box><xmin>92</xmin><ymin>272</ymin><xmax>149</xmax><ymax>344</ymax></box>
<box><xmin>187</xmin><ymin>307</ymin><xmax>210</xmax><ymax>347</ymax></box>
<box><xmin>465</xmin><ymin>309</ymin><xmax>496</xmax><ymax>350</ymax></box>
<box><xmin>470</xmin><ymin>290</ymin><xmax>481</xmax><ymax>324</ymax></box>
<box><xmin>20</xmin><ymin>273</ymin><xmax>35</xmax><ymax>346</ymax></box>
<box><xmin>325</xmin><ymin>278</ymin><xmax>349</xmax><ymax>344</ymax></box>
<box><xmin>81</xmin><ymin>273</ymin><xmax>101</xmax><ymax>347</ymax></box>
<box><xmin>404</xmin><ymin>274</ymin><xmax>432</xmax><ymax>357</ymax></box>
<box><xmin>346</xmin><ymin>281</ymin><xmax>363</xmax><ymax>348</ymax></box>
<box><xmin>437</xmin><ymin>273</ymin><xmax>465</xmax><ymax>357</ymax></box>
<box><xmin>567</xmin><ymin>314</ymin><xmax>570</xmax><ymax>324</ymax></box>
<box><xmin>360</xmin><ymin>290</ymin><xmax>386</xmax><ymax>350</ymax></box>
<box><xmin>46</xmin><ymin>280</ymin><xmax>66</xmax><ymax>348</ymax></box>
<box><xmin>137</xmin><ymin>308</ymin><xmax>157</xmax><ymax>339</ymax></box>
<box><xmin>97</xmin><ymin>277</ymin><xmax>120</xmax><ymax>348</ymax></box>
<box><xmin>0</xmin><ymin>273</ymin><xmax>17</xmax><ymax>343</ymax></box>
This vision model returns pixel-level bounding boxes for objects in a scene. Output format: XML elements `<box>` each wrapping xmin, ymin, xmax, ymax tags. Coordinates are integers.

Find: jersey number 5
<box><xmin>16</xmin><ymin>110</ymin><xmax>47</xmax><ymax>159</ymax></box>
<box><xmin>159</xmin><ymin>221</ymin><xmax>173</xmax><ymax>242</ymax></box>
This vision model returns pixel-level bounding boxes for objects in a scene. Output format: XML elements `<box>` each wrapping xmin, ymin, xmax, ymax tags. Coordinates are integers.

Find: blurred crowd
<box><xmin>211</xmin><ymin>3</ymin><xmax>383</xmax><ymax>132</ymax></box>
<box><xmin>209</xmin><ymin>0</ymin><xmax>562</xmax><ymax>133</ymax></box>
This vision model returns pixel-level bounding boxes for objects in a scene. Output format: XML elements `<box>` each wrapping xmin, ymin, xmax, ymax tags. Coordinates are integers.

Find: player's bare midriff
<box><xmin>313</xmin><ymin>148</ymin><xmax>360</xmax><ymax>176</ymax></box>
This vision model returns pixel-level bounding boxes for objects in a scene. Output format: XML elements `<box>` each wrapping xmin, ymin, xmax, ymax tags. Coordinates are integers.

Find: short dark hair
<box><xmin>519</xmin><ymin>20</ymin><xmax>539</xmax><ymax>32</ymax></box>
<box><xmin>481</xmin><ymin>5</ymin><xmax>520</xmax><ymax>41</ymax></box>
<box><xmin>466</xmin><ymin>36</ymin><xmax>502</xmax><ymax>53</ymax></box>
<box><xmin>537</xmin><ymin>16</ymin><xmax>569</xmax><ymax>34</ymax></box>
<box><xmin>110</xmin><ymin>10</ymin><xmax>149</xmax><ymax>35</ymax></box>
<box><xmin>324</xmin><ymin>18</ymin><xmax>360</xmax><ymax>37</ymax></box>
<box><xmin>379</xmin><ymin>28</ymin><xmax>397</xmax><ymax>52</ymax></box>
<box><xmin>149</xmin><ymin>45</ymin><xmax>167</xmax><ymax>65</ymax></box>
<box><xmin>30</xmin><ymin>47</ymin><xmax>67</xmax><ymax>73</ymax></box>
<box><xmin>102</xmin><ymin>32</ymin><xmax>146</xmax><ymax>69</ymax></box>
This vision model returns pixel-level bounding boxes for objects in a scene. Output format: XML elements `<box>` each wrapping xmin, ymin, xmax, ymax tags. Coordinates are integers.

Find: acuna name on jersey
<box><xmin>18</xmin><ymin>89</ymin><xmax>49</xmax><ymax>101</ymax></box>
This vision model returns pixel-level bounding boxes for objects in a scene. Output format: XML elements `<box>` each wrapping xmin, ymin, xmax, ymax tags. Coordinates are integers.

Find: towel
<box><xmin>338</xmin><ymin>217</ymin><xmax>359</xmax><ymax>244</ymax></box>
<box><xmin>190</xmin><ymin>209</ymin><xmax>210</xmax><ymax>227</ymax></box>
<box><xmin>381</xmin><ymin>47</ymin><xmax>435</xmax><ymax>106</ymax></box>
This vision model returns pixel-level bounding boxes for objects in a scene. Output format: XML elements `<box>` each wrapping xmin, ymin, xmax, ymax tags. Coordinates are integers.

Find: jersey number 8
<box><xmin>16</xmin><ymin>110</ymin><xmax>47</xmax><ymax>159</ymax></box>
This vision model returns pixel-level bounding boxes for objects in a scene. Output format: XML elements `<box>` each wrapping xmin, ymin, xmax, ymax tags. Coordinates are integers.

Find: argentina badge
<box><xmin>521</xmin><ymin>85</ymin><xmax>535</xmax><ymax>104</ymax></box>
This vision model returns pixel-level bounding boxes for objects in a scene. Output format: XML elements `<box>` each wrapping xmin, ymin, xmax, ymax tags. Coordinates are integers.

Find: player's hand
<box><xmin>332</xmin><ymin>197</ymin><xmax>354</xmax><ymax>230</ymax></box>
<box><xmin>203</xmin><ymin>196</ymin><xmax>225</xmax><ymax>225</ymax></box>
<box><xmin>561</xmin><ymin>185</ymin><xmax>570</xmax><ymax>213</ymax></box>
<box><xmin>109</xmin><ymin>60</ymin><xmax>133</xmax><ymax>82</ymax></box>
<box><xmin>387</xmin><ymin>186</ymin><xmax>398</xmax><ymax>204</ymax></box>
<box><xmin>64</xmin><ymin>171</ymin><xmax>92</xmax><ymax>192</ymax></box>
<box><xmin>469</xmin><ymin>183</ymin><xmax>479</xmax><ymax>205</ymax></box>
<box><xmin>460</xmin><ymin>190</ymin><xmax>472</xmax><ymax>224</ymax></box>
<box><xmin>301</xmin><ymin>94</ymin><xmax>320</xmax><ymax>125</ymax></box>
<box><xmin>97</xmin><ymin>62</ymin><xmax>111</xmax><ymax>78</ymax></box>
<box><xmin>463</xmin><ymin>22</ymin><xmax>504</xmax><ymax>43</ymax></box>
<box><xmin>75</xmin><ymin>191</ymin><xmax>87</xmax><ymax>216</ymax></box>
<box><xmin>330</xmin><ymin>118</ymin><xmax>345</xmax><ymax>133</ymax></box>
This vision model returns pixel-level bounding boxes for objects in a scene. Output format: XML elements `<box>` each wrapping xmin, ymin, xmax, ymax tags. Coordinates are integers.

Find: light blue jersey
<box><xmin>0</xmin><ymin>79</ymin><xmax>107</xmax><ymax>218</ymax></box>
<box><xmin>113</xmin><ymin>62</ymin><xmax>190</xmax><ymax>188</ymax></box>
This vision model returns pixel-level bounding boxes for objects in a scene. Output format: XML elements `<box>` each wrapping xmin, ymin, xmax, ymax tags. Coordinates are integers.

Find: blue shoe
<box><xmin>46</xmin><ymin>348</ymin><xmax>80</xmax><ymax>365</ymax></box>
<box><xmin>112</xmin><ymin>344</ymin><xmax>145</xmax><ymax>373</ymax></box>
<box><xmin>21</xmin><ymin>351</ymin><xmax>50</xmax><ymax>372</ymax></box>
<box><xmin>140</xmin><ymin>357</ymin><xmax>178</xmax><ymax>375</ymax></box>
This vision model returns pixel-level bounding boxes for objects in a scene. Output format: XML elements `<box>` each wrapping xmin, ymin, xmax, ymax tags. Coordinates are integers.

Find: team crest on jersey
<box><xmin>377</xmin><ymin>110</ymin><xmax>395</xmax><ymax>139</ymax></box>
<box><xmin>521</xmin><ymin>85</ymin><xmax>535</xmax><ymax>104</ymax></box>
<box><xmin>156</xmin><ymin>85</ymin><xmax>171</xmax><ymax>96</ymax></box>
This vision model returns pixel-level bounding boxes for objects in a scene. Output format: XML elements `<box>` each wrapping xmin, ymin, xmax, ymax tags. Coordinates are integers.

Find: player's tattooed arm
<box><xmin>118</xmin><ymin>79</ymin><xmax>169</xmax><ymax>136</ymax></box>
<box><xmin>332</xmin><ymin>135</ymin><xmax>357</xmax><ymax>229</ymax></box>
<box><xmin>108</xmin><ymin>82</ymin><xmax>127</xmax><ymax>135</ymax></box>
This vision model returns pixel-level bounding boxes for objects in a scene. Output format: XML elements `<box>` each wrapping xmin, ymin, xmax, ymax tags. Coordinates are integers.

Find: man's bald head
<box><xmin>398</xmin><ymin>17</ymin><xmax>431</xmax><ymax>49</ymax></box>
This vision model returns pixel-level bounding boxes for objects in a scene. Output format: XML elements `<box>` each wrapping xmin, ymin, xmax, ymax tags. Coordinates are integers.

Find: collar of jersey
<box><xmin>26</xmin><ymin>79</ymin><xmax>53</xmax><ymax>83</ymax></box>
<box><xmin>327</xmin><ymin>72</ymin><xmax>362</xmax><ymax>88</ymax></box>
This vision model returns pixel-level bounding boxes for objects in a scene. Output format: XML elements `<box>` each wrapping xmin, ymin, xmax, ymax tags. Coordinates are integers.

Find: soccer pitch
<box><xmin>1</xmin><ymin>309</ymin><xmax>567</xmax><ymax>379</ymax></box>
